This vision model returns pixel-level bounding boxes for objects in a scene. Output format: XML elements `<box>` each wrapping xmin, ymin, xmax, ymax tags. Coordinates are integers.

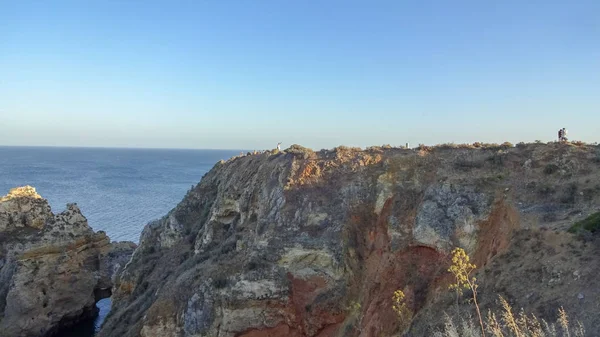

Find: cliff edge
<box><xmin>0</xmin><ymin>186</ymin><xmax>136</xmax><ymax>337</ymax></box>
<box><xmin>100</xmin><ymin>143</ymin><xmax>600</xmax><ymax>337</ymax></box>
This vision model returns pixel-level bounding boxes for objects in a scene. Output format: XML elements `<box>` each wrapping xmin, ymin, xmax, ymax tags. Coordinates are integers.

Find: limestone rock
<box><xmin>99</xmin><ymin>143</ymin><xmax>600</xmax><ymax>337</ymax></box>
<box><xmin>0</xmin><ymin>187</ymin><xmax>136</xmax><ymax>337</ymax></box>
<box><xmin>0</xmin><ymin>186</ymin><xmax>51</xmax><ymax>232</ymax></box>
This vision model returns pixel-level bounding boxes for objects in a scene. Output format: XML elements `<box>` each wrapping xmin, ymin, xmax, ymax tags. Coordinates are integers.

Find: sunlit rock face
<box><xmin>0</xmin><ymin>186</ymin><xmax>135</xmax><ymax>337</ymax></box>
<box><xmin>100</xmin><ymin>143</ymin><xmax>600</xmax><ymax>337</ymax></box>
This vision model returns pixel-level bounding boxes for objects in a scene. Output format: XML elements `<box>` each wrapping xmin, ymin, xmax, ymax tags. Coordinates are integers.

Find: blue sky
<box><xmin>1</xmin><ymin>1</ymin><xmax>599</xmax><ymax>149</ymax></box>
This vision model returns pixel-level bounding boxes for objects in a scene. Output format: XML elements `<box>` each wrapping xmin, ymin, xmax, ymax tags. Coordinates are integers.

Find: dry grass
<box><xmin>428</xmin><ymin>247</ymin><xmax>586</xmax><ymax>337</ymax></box>
<box><xmin>417</xmin><ymin>142</ymin><xmax>514</xmax><ymax>153</ymax></box>
<box><xmin>334</xmin><ymin>145</ymin><xmax>363</xmax><ymax>153</ymax></box>
<box><xmin>433</xmin><ymin>296</ymin><xmax>585</xmax><ymax>337</ymax></box>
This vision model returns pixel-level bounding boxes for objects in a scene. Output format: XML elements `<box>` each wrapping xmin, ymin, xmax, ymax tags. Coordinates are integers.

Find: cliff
<box><xmin>99</xmin><ymin>143</ymin><xmax>600</xmax><ymax>337</ymax></box>
<box><xmin>0</xmin><ymin>186</ymin><xmax>136</xmax><ymax>337</ymax></box>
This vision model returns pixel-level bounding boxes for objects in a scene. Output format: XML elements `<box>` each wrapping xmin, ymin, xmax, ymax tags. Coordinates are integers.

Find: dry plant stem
<box><xmin>466</xmin><ymin>278</ymin><xmax>485</xmax><ymax>337</ymax></box>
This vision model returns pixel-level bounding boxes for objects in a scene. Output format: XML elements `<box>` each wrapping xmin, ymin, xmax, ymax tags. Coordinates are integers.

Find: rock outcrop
<box><xmin>99</xmin><ymin>143</ymin><xmax>600</xmax><ymax>337</ymax></box>
<box><xmin>0</xmin><ymin>186</ymin><xmax>136</xmax><ymax>337</ymax></box>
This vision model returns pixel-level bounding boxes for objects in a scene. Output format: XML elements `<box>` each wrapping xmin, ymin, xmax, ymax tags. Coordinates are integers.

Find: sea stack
<box><xmin>0</xmin><ymin>186</ymin><xmax>136</xmax><ymax>337</ymax></box>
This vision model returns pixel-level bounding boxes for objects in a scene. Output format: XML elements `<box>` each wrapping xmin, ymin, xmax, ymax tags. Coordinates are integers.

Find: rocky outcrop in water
<box><xmin>99</xmin><ymin>143</ymin><xmax>600</xmax><ymax>337</ymax></box>
<box><xmin>0</xmin><ymin>187</ymin><xmax>136</xmax><ymax>337</ymax></box>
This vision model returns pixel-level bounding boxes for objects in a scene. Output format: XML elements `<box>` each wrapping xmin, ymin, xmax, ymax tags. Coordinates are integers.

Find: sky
<box><xmin>1</xmin><ymin>1</ymin><xmax>599</xmax><ymax>150</ymax></box>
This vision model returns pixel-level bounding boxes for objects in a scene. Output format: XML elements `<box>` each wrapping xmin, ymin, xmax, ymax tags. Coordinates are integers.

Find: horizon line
<box><xmin>0</xmin><ymin>144</ymin><xmax>250</xmax><ymax>151</ymax></box>
<box><xmin>1</xmin><ymin>140</ymin><xmax>598</xmax><ymax>152</ymax></box>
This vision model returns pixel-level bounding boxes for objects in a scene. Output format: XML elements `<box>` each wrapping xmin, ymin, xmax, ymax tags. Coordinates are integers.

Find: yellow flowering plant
<box><xmin>448</xmin><ymin>247</ymin><xmax>485</xmax><ymax>337</ymax></box>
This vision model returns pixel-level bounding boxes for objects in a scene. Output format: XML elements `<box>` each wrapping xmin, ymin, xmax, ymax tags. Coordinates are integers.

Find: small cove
<box><xmin>0</xmin><ymin>146</ymin><xmax>240</xmax><ymax>336</ymax></box>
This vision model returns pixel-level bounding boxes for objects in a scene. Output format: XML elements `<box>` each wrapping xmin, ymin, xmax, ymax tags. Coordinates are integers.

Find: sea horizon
<box><xmin>0</xmin><ymin>144</ymin><xmax>249</xmax><ymax>152</ymax></box>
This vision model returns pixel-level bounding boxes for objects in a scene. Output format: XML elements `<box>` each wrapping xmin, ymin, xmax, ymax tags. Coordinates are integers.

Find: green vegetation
<box><xmin>544</xmin><ymin>164</ymin><xmax>559</xmax><ymax>175</ymax></box>
<box><xmin>568</xmin><ymin>212</ymin><xmax>600</xmax><ymax>233</ymax></box>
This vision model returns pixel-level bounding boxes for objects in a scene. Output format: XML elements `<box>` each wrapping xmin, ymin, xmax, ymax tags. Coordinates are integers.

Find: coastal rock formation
<box><xmin>100</xmin><ymin>143</ymin><xmax>600</xmax><ymax>337</ymax></box>
<box><xmin>0</xmin><ymin>186</ymin><xmax>136</xmax><ymax>337</ymax></box>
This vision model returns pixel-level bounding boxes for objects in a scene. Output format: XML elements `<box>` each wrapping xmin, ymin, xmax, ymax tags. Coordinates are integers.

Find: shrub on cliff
<box><xmin>544</xmin><ymin>164</ymin><xmax>560</xmax><ymax>175</ymax></box>
<box><xmin>392</xmin><ymin>290</ymin><xmax>412</xmax><ymax>333</ymax></box>
<box><xmin>366</xmin><ymin>146</ymin><xmax>384</xmax><ymax>153</ymax></box>
<box><xmin>448</xmin><ymin>248</ymin><xmax>485</xmax><ymax>336</ymax></box>
<box><xmin>437</xmin><ymin>143</ymin><xmax>462</xmax><ymax>150</ymax></box>
<box><xmin>434</xmin><ymin>143</ymin><xmax>477</xmax><ymax>150</ymax></box>
<box><xmin>568</xmin><ymin>212</ymin><xmax>600</xmax><ymax>234</ymax></box>
<box><xmin>593</xmin><ymin>149</ymin><xmax>600</xmax><ymax>164</ymax></box>
<box><xmin>286</xmin><ymin>144</ymin><xmax>316</xmax><ymax>159</ymax></box>
<box><xmin>334</xmin><ymin>145</ymin><xmax>362</xmax><ymax>153</ymax></box>
<box><xmin>417</xmin><ymin>144</ymin><xmax>433</xmax><ymax>152</ymax></box>
<box><xmin>516</xmin><ymin>142</ymin><xmax>527</xmax><ymax>149</ymax></box>
<box><xmin>366</xmin><ymin>144</ymin><xmax>395</xmax><ymax>152</ymax></box>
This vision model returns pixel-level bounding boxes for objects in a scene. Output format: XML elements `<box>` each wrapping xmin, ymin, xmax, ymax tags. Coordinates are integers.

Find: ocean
<box><xmin>0</xmin><ymin>146</ymin><xmax>241</xmax><ymax>336</ymax></box>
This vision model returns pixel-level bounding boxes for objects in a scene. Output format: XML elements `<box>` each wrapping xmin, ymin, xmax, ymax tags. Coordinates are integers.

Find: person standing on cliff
<box><xmin>562</xmin><ymin>128</ymin><xmax>568</xmax><ymax>142</ymax></box>
<box><xmin>277</xmin><ymin>142</ymin><xmax>282</xmax><ymax>151</ymax></box>
<box><xmin>558</xmin><ymin>128</ymin><xmax>563</xmax><ymax>142</ymax></box>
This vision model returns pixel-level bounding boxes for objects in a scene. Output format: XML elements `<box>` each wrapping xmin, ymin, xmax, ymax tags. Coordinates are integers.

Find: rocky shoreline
<box><xmin>2</xmin><ymin>142</ymin><xmax>599</xmax><ymax>337</ymax></box>
<box><xmin>0</xmin><ymin>187</ymin><xmax>136</xmax><ymax>337</ymax></box>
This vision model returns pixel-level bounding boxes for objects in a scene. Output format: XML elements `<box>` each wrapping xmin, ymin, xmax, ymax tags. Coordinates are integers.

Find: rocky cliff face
<box><xmin>0</xmin><ymin>187</ymin><xmax>136</xmax><ymax>337</ymax></box>
<box><xmin>99</xmin><ymin>143</ymin><xmax>600</xmax><ymax>337</ymax></box>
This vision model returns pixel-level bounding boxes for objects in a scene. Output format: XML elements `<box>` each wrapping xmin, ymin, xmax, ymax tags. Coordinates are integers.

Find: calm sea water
<box><xmin>0</xmin><ymin>146</ymin><xmax>240</xmax><ymax>336</ymax></box>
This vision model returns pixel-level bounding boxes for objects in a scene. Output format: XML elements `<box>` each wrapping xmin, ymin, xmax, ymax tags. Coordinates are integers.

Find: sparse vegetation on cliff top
<box><xmin>285</xmin><ymin>144</ymin><xmax>316</xmax><ymax>159</ymax></box>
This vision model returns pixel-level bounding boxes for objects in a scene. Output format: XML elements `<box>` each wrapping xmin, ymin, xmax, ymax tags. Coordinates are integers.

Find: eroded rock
<box><xmin>0</xmin><ymin>187</ymin><xmax>136</xmax><ymax>337</ymax></box>
<box><xmin>100</xmin><ymin>144</ymin><xmax>600</xmax><ymax>337</ymax></box>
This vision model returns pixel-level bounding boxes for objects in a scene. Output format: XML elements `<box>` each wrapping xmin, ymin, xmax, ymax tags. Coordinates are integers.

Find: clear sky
<box><xmin>1</xmin><ymin>1</ymin><xmax>599</xmax><ymax>150</ymax></box>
